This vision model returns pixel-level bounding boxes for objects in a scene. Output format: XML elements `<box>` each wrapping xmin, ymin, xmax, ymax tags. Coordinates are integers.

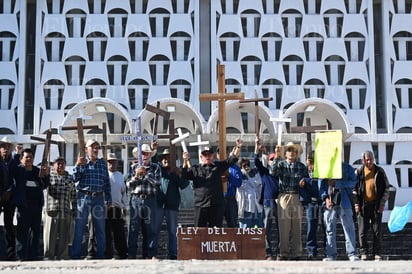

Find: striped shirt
<box><xmin>72</xmin><ymin>158</ymin><xmax>111</xmax><ymax>203</ymax></box>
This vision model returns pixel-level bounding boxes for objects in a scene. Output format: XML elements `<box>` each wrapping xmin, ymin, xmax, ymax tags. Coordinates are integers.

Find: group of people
<box><xmin>0</xmin><ymin>133</ymin><xmax>390</xmax><ymax>261</ymax></box>
<box><xmin>182</xmin><ymin>135</ymin><xmax>391</xmax><ymax>262</ymax></box>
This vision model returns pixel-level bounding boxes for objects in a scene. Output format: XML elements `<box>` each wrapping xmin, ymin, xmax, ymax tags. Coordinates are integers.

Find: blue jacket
<box><xmin>320</xmin><ymin>162</ymin><xmax>356</xmax><ymax>209</ymax></box>
<box><xmin>300</xmin><ymin>176</ymin><xmax>322</xmax><ymax>205</ymax></box>
<box><xmin>225</xmin><ymin>164</ymin><xmax>242</xmax><ymax>197</ymax></box>
<box><xmin>254</xmin><ymin>153</ymin><xmax>279</xmax><ymax>208</ymax></box>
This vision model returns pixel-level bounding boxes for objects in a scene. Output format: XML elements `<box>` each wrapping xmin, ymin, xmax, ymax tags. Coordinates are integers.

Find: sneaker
<box><xmin>374</xmin><ymin>255</ymin><xmax>382</xmax><ymax>261</ymax></box>
<box><xmin>360</xmin><ymin>254</ymin><xmax>368</xmax><ymax>261</ymax></box>
<box><xmin>349</xmin><ymin>255</ymin><xmax>360</xmax><ymax>261</ymax></box>
<box><xmin>322</xmin><ymin>257</ymin><xmax>336</xmax><ymax>261</ymax></box>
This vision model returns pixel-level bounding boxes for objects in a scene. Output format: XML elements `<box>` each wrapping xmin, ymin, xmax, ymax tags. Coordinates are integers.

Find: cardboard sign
<box><xmin>177</xmin><ymin>227</ymin><xmax>266</xmax><ymax>260</ymax></box>
<box><xmin>314</xmin><ymin>130</ymin><xmax>342</xmax><ymax>179</ymax></box>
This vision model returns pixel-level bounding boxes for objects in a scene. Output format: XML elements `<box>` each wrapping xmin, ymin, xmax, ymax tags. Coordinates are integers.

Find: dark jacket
<box><xmin>254</xmin><ymin>153</ymin><xmax>279</xmax><ymax>207</ymax></box>
<box><xmin>0</xmin><ymin>153</ymin><xmax>21</xmax><ymax>199</ymax></box>
<box><xmin>182</xmin><ymin>157</ymin><xmax>232</xmax><ymax>208</ymax></box>
<box><xmin>156</xmin><ymin>166</ymin><xmax>189</xmax><ymax>211</ymax></box>
<box><xmin>12</xmin><ymin>164</ymin><xmax>50</xmax><ymax>207</ymax></box>
<box><xmin>300</xmin><ymin>177</ymin><xmax>322</xmax><ymax>206</ymax></box>
<box><xmin>353</xmin><ymin>164</ymin><xmax>390</xmax><ymax>210</ymax></box>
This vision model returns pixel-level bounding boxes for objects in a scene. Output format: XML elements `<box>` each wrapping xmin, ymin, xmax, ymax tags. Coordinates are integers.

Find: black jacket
<box><xmin>353</xmin><ymin>164</ymin><xmax>390</xmax><ymax>210</ymax></box>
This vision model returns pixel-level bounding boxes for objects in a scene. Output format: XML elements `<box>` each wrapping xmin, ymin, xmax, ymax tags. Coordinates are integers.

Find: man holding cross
<box><xmin>71</xmin><ymin>139</ymin><xmax>111</xmax><ymax>260</ymax></box>
<box><xmin>127</xmin><ymin>143</ymin><xmax>161</xmax><ymax>259</ymax></box>
<box><xmin>270</xmin><ymin>142</ymin><xmax>308</xmax><ymax>260</ymax></box>
<box><xmin>181</xmin><ymin>140</ymin><xmax>241</xmax><ymax>227</ymax></box>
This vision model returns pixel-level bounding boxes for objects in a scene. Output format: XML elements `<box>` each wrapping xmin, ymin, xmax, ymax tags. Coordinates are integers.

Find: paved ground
<box><xmin>0</xmin><ymin>259</ymin><xmax>411</xmax><ymax>274</ymax></box>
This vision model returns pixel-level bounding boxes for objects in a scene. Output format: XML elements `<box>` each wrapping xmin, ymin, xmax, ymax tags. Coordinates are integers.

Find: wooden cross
<box><xmin>189</xmin><ymin>134</ymin><xmax>210</xmax><ymax>163</ymax></box>
<box><xmin>100</xmin><ymin>122</ymin><xmax>125</xmax><ymax>160</ymax></box>
<box><xmin>199</xmin><ymin>64</ymin><xmax>245</xmax><ymax>160</ymax></box>
<box><xmin>270</xmin><ymin>111</ymin><xmax>292</xmax><ymax>146</ymax></box>
<box><xmin>30</xmin><ymin>122</ymin><xmax>61</xmax><ymax>177</ymax></box>
<box><xmin>145</xmin><ymin>101</ymin><xmax>171</xmax><ymax>136</ymax></box>
<box><xmin>60</xmin><ymin>118</ymin><xmax>99</xmax><ymax>158</ymax></box>
<box><xmin>199</xmin><ymin>64</ymin><xmax>245</xmax><ymax>192</ymax></box>
<box><xmin>239</xmin><ymin>90</ymin><xmax>273</xmax><ymax>138</ymax></box>
<box><xmin>290</xmin><ymin>117</ymin><xmax>328</xmax><ymax>157</ymax></box>
<box><xmin>157</xmin><ymin>119</ymin><xmax>177</xmax><ymax>168</ymax></box>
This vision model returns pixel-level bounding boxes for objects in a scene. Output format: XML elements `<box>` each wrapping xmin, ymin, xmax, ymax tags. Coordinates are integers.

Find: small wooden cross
<box><xmin>239</xmin><ymin>90</ymin><xmax>273</xmax><ymax>138</ymax></box>
<box><xmin>199</xmin><ymin>64</ymin><xmax>245</xmax><ymax>192</ymax></box>
<box><xmin>270</xmin><ymin>111</ymin><xmax>292</xmax><ymax>146</ymax></box>
<box><xmin>171</xmin><ymin>128</ymin><xmax>190</xmax><ymax>153</ymax></box>
<box><xmin>189</xmin><ymin>134</ymin><xmax>210</xmax><ymax>163</ymax></box>
<box><xmin>30</xmin><ymin>122</ymin><xmax>61</xmax><ymax>177</ymax></box>
<box><xmin>60</xmin><ymin>118</ymin><xmax>99</xmax><ymax>158</ymax></box>
<box><xmin>145</xmin><ymin>101</ymin><xmax>171</xmax><ymax>136</ymax></box>
<box><xmin>290</xmin><ymin>117</ymin><xmax>328</xmax><ymax>157</ymax></box>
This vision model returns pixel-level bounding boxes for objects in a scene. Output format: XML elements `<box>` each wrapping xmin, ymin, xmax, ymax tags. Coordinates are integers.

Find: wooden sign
<box><xmin>177</xmin><ymin>227</ymin><xmax>266</xmax><ymax>260</ymax></box>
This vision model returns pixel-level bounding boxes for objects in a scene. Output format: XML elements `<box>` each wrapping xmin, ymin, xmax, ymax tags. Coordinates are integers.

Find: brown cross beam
<box><xmin>145</xmin><ymin>101</ymin><xmax>171</xmax><ymax>136</ymax></box>
<box><xmin>30</xmin><ymin>123</ymin><xmax>61</xmax><ymax>177</ymax></box>
<box><xmin>290</xmin><ymin>117</ymin><xmax>328</xmax><ymax>158</ymax></box>
<box><xmin>239</xmin><ymin>90</ymin><xmax>273</xmax><ymax>137</ymax></box>
<box><xmin>157</xmin><ymin>119</ymin><xmax>177</xmax><ymax>168</ymax></box>
<box><xmin>61</xmin><ymin>118</ymin><xmax>99</xmax><ymax>158</ymax></box>
<box><xmin>199</xmin><ymin>64</ymin><xmax>245</xmax><ymax>193</ymax></box>
<box><xmin>100</xmin><ymin>122</ymin><xmax>125</xmax><ymax>160</ymax></box>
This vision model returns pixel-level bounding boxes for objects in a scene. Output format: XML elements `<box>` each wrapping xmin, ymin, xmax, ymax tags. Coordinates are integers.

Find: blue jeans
<box><xmin>323</xmin><ymin>206</ymin><xmax>358</xmax><ymax>259</ymax></box>
<box><xmin>262</xmin><ymin>204</ymin><xmax>279</xmax><ymax>257</ymax></box>
<box><xmin>128</xmin><ymin>196</ymin><xmax>156</xmax><ymax>258</ymax></box>
<box><xmin>153</xmin><ymin>207</ymin><xmax>178</xmax><ymax>258</ymax></box>
<box><xmin>71</xmin><ymin>192</ymin><xmax>106</xmax><ymax>259</ymax></box>
<box><xmin>305</xmin><ymin>203</ymin><xmax>321</xmax><ymax>256</ymax></box>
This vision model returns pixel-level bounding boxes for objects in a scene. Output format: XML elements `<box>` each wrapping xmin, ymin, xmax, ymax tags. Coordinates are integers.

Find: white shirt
<box><xmin>109</xmin><ymin>171</ymin><xmax>127</xmax><ymax>208</ymax></box>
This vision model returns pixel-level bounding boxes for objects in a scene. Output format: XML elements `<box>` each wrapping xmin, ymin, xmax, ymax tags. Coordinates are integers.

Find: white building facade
<box><xmin>0</xmin><ymin>0</ymin><xmax>411</xmax><ymax>219</ymax></box>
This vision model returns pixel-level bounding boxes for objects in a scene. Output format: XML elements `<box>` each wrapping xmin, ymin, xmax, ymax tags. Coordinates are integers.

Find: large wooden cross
<box><xmin>290</xmin><ymin>117</ymin><xmax>328</xmax><ymax>158</ymax></box>
<box><xmin>61</xmin><ymin>118</ymin><xmax>99</xmax><ymax>158</ymax></box>
<box><xmin>199</xmin><ymin>64</ymin><xmax>245</xmax><ymax>159</ymax></box>
<box><xmin>239</xmin><ymin>91</ymin><xmax>273</xmax><ymax>138</ymax></box>
<box><xmin>199</xmin><ymin>64</ymin><xmax>245</xmax><ymax>193</ymax></box>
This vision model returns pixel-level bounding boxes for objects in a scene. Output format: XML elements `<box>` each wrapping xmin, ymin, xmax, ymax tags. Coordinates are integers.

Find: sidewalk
<box><xmin>1</xmin><ymin>259</ymin><xmax>411</xmax><ymax>274</ymax></box>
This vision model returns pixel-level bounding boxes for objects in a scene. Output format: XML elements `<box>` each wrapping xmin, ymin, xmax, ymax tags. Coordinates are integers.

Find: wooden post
<box><xmin>239</xmin><ymin>91</ymin><xmax>273</xmax><ymax>137</ymax></box>
<box><xmin>290</xmin><ymin>117</ymin><xmax>328</xmax><ymax>158</ymax></box>
<box><xmin>199</xmin><ymin>64</ymin><xmax>245</xmax><ymax>192</ymax></box>
<box><xmin>60</xmin><ymin>118</ymin><xmax>99</xmax><ymax>158</ymax></box>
